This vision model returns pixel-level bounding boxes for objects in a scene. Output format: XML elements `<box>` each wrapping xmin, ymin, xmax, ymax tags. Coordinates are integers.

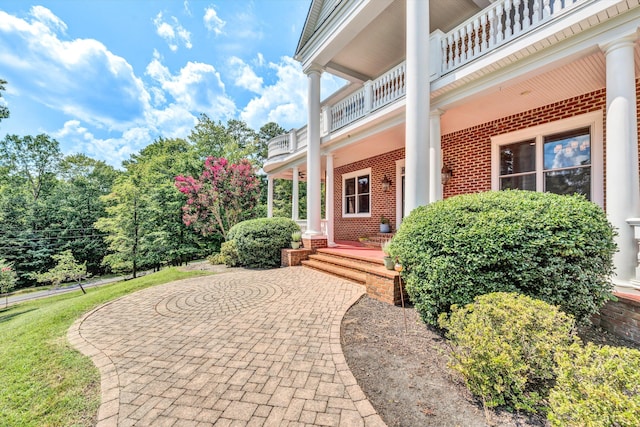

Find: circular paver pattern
<box><xmin>155</xmin><ymin>277</ymin><xmax>283</xmax><ymax>319</ymax></box>
<box><xmin>68</xmin><ymin>267</ymin><xmax>385</xmax><ymax>427</ymax></box>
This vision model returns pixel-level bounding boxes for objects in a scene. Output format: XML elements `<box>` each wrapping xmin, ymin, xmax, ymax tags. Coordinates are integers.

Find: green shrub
<box><xmin>208</xmin><ymin>253</ymin><xmax>225</xmax><ymax>265</ymax></box>
<box><xmin>227</xmin><ymin>217</ymin><xmax>300</xmax><ymax>268</ymax></box>
<box><xmin>390</xmin><ymin>190</ymin><xmax>616</xmax><ymax>325</ymax></box>
<box><xmin>548</xmin><ymin>343</ymin><xmax>640</xmax><ymax>426</ymax></box>
<box><xmin>439</xmin><ymin>292</ymin><xmax>576</xmax><ymax>413</ymax></box>
<box><xmin>217</xmin><ymin>240</ymin><xmax>240</xmax><ymax>267</ymax></box>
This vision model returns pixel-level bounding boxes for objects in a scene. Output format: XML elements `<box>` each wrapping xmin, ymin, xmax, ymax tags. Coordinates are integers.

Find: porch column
<box><xmin>292</xmin><ymin>166</ymin><xmax>299</xmax><ymax>221</ymax></box>
<box><xmin>405</xmin><ymin>0</ymin><xmax>430</xmax><ymax>213</ymax></box>
<box><xmin>602</xmin><ymin>35</ymin><xmax>639</xmax><ymax>284</ymax></box>
<box><xmin>325</xmin><ymin>153</ymin><xmax>335</xmax><ymax>246</ymax></box>
<box><xmin>429</xmin><ymin>109</ymin><xmax>443</xmax><ymax>202</ymax></box>
<box><xmin>305</xmin><ymin>65</ymin><xmax>323</xmax><ymax>236</ymax></box>
<box><xmin>267</xmin><ymin>175</ymin><xmax>274</xmax><ymax>218</ymax></box>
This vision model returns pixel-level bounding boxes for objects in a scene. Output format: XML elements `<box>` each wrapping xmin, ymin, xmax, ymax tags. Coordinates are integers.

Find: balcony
<box><xmin>267</xmin><ymin>0</ymin><xmax>590</xmax><ymax>161</ymax></box>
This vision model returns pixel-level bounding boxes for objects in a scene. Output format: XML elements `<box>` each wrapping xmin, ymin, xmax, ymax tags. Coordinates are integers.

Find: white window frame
<box><xmin>342</xmin><ymin>167</ymin><xmax>372</xmax><ymax>218</ymax></box>
<box><xmin>491</xmin><ymin>111</ymin><xmax>604</xmax><ymax>207</ymax></box>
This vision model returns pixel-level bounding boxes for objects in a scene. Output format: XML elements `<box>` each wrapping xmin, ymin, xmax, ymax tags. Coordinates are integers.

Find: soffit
<box><xmin>299</xmin><ymin>0</ymin><xmax>484</xmax><ymax>81</ymax></box>
<box><xmin>441</xmin><ymin>41</ymin><xmax>640</xmax><ymax>134</ymax></box>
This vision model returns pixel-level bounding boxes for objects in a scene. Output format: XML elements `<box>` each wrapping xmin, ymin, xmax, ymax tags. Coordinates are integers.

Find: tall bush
<box><xmin>390</xmin><ymin>190</ymin><xmax>616</xmax><ymax>325</ymax></box>
<box><xmin>439</xmin><ymin>292</ymin><xmax>576</xmax><ymax>413</ymax></box>
<box><xmin>227</xmin><ymin>217</ymin><xmax>300</xmax><ymax>268</ymax></box>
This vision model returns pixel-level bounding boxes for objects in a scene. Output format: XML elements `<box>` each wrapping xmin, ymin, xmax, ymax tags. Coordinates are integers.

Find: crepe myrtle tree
<box><xmin>175</xmin><ymin>157</ymin><xmax>260</xmax><ymax>240</ymax></box>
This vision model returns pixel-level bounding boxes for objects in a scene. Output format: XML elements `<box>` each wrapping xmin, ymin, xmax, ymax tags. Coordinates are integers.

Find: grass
<box><xmin>0</xmin><ymin>267</ymin><xmax>213</xmax><ymax>427</ymax></box>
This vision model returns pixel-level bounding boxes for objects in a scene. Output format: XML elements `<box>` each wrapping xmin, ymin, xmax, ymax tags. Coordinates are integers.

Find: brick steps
<box><xmin>301</xmin><ymin>250</ymin><xmax>406</xmax><ymax>305</ymax></box>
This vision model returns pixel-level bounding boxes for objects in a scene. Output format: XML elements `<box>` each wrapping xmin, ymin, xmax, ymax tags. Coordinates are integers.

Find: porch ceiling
<box><xmin>323</xmin><ymin>0</ymin><xmax>485</xmax><ymax>82</ymax></box>
<box><xmin>440</xmin><ymin>41</ymin><xmax>640</xmax><ymax>135</ymax></box>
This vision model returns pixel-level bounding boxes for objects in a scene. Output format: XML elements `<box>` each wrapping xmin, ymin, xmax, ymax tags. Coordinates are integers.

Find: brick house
<box><xmin>263</xmin><ymin>0</ymin><xmax>640</xmax><ymax>304</ymax></box>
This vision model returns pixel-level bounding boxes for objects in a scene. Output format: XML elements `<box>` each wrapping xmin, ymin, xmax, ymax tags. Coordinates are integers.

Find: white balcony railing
<box><xmin>266</xmin><ymin>0</ymin><xmax>587</xmax><ymax>160</ymax></box>
<box><xmin>441</xmin><ymin>0</ymin><xmax>583</xmax><ymax>73</ymax></box>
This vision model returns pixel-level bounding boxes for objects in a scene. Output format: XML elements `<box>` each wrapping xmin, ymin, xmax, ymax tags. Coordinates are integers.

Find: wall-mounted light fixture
<box><xmin>441</xmin><ymin>165</ymin><xmax>453</xmax><ymax>185</ymax></box>
<box><xmin>381</xmin><ymin>175</ymin><xmax>392</xmax><ymax>192</ymax></box>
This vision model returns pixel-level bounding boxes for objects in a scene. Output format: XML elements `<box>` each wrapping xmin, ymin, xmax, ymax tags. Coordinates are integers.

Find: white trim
<box><xmin>342</xmin><ymin>167</ymin><xmax>372</xmax><ymax>218</ymax></box>
<box><xmin>395</xmin><ymin>159</ymin><xmax>405</xmax><ymax>224</ymax></box>
<box><xmin>491</xmin><ymin>111</ymin><xmax>604</xmax><ymax>207</ymax></box>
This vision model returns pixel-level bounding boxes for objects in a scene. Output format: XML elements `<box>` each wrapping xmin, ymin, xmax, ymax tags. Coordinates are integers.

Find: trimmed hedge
<box><xmin>227</xmin><ymin>217</ymin><xmax>300</xmax><ymax>268</ymax></box>
<box><xmin>548</xmin><ymin>343</ymin><xmax>640</xmax><ymax>426</ymax></box>
<box><xmin>439</xmin><ymin>292</ymin><xmax>576</xmax><ymax>413</ymax></box>
<box><xmin>389</xmin><ymin>190</ymin><xmax>616</xmax><ymax>325</ymax></box>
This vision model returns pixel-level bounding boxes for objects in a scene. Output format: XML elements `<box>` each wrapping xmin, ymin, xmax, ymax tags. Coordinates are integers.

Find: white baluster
<box><xmin>543</xmin><ymin>0</ymin><xmax>551</xmax><ymax>20</ymax></box>
<box><xmin>447</xmin><ymin>34</ymin><xmax>456</xmax><ymax>70</ymax></box>
<box><xmin>552</xmin><ymin>0</ymin><xmax>562</xmax><ymax>15</ymax></box>
<box><xmin>441</xmin><ymin>38</ymin><xmax>449</xmax><ymax>73</ymax></box>
<box><xmin>532</xmin><ymin>0</ymin><xmax>541</xmax><ymax>24</ymax></box>
<box><xmin>496</xmin><ymin>3</ymin><xmax>504</xmax><ymax>44</ymax></box>
<box><xmin>455</xmin><ymin>29</ymin><xmax>463</xmax><ymax>65</ymax></box>
<box><xmin>522</xmin><ymin>0</ymin><xmax>530</xmax><ymax>30</ymax></box>
<box><xmin>473</xmin><ymin>18</ymin><xmax>481</xmax><ymax>56</ymax></box>
<box><xmin>504</xmin><ymin>0</ymin><xmax>513</xmax><ymax>39</ymax></box>
<box><xmin>480</xmin><ymin>14</ymin><xmax>488</xmax><ymax>51</ymax></box>
<box><xmin>513</xmin><ymin>0</ymin><xmax>521</xmax><ymax>34</ymax></box>
<box><xmin>488</xmin><ymin>8</ymin><xmax>497</xmax><ymax>48</ymax></box>
<box><xmin>465</xmin><ymin>23</ymin><xmax>473</xmax><ymax>61</ymax></box>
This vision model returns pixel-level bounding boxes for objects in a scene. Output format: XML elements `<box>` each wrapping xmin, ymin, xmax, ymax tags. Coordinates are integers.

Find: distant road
<box><xmin>2</xmin><ymin>271</ymin><xmax>152</xmax><ymax>308</ymax></box>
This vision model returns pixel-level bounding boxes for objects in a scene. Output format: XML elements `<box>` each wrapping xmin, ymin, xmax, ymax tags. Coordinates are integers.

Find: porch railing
<box><xmin>441</xmin><ymin>0</ymin><xmax>583</xmax><ymax>74</ymax></box>
<box><xmin>296</xmin><ymin>219</ymin><xmax>328</xmax><ymax>235</ymax></box>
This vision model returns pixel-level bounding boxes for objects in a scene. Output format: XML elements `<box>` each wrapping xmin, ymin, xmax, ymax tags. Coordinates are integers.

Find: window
<box><xmin>343</xmin><ymin>168</ymin><xmax>371</xmax><ymax>217</ymax></box>
<box><xmin>492</xmin><ymin>112</ymin><xmax>603</xmax><ymax>206</ymax></box>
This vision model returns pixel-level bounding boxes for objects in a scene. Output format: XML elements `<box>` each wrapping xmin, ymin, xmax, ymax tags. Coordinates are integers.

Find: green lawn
<box><xmin>0</xmin><ymin>268</ymin><xmax>213</xmax><ymax>427</ymax></box>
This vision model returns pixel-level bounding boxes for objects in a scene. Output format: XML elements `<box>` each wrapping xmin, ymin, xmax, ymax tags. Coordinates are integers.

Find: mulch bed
<box><xmin>341</xmin><ymin>295</ymin><xmax>639</xmax><ymax>427</ymax></box>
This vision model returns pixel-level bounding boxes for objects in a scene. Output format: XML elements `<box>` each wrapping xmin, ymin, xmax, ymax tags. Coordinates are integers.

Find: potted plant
<box><xmin>381</xmin><ymin>240</ymin><xmax>395</xmax><ymax>270</ymax></box>
<box><xmin>380</xmin><ymin>215</ymin><xmax>391</xmax><ymax>233</ymax></box>
<box><xmin>291</xmin><ymin>231</ymin><xmax>302</xmax><ymax>249</ymax></box>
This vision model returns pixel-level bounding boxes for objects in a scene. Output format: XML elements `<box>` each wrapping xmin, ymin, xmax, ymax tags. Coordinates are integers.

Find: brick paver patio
<box><xmin>68</xmin><ymin>267</ymin><xmax>385</xmax><ymax>427</ymax></box>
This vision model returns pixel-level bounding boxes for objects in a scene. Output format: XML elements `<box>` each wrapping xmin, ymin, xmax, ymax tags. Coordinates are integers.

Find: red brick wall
<box><xmin>334</xmin><ymin>148</ymin><xmax>404</xmax><ymax>241</ymax></box>
<box><xmin>441</xmin><ymin>88</ymin><xmax>608</xmax><ymax>199</ymax></box>
<box><xmin>592</xmin><ymin>293</ymin><xmax>640</xmax><ymax>345</ymax></box>
<box><xmin>332</xmin><ymin>77</ymin><xmax>640</xmax><ymax>241</ymax></box>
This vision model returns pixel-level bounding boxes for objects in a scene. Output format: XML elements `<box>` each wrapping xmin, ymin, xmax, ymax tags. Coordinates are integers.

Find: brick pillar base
<box><xmin>281</xmin><ymin>248</ymin><xmax>312</xmax><ymax>267</ymax></box>
<box><xmin>302</xmin><ymin>236</ymin><xmax>328</xmax><ymax>253</ymax></box>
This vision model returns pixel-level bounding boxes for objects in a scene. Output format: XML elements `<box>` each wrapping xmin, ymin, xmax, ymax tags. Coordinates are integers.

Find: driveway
<box><xmin>68</xmin><ymin>267</ymin><xmax>385</xmax><ymax>426</ymax></box>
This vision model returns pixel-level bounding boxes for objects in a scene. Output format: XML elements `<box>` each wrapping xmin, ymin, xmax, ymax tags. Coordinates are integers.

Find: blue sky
<box><xmin>0</xmin><ymin>1</ymin><xmax>344</xmax><ymax>167</ymax></box>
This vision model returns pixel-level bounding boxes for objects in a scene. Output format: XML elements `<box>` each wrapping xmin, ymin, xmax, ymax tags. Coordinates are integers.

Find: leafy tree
<box><xmin>0</xmin><ymin>134</ymin><xmax>62</xmax><ymax>202</ymax></box>
<box><xmin>189</xmin><ymin>115</ymin><xmax>259</xmax><ymax>164</ymax></box>
<box><xmin>0</xmin><ymin>79</ymin><xmax>9</xmax><ymax>124</ymax></box>
<box><xmin>0</xmin><ymin>258</ymin><xmax>17</xmax><ymax>307</ymax></box>
<box><xmin>95</xmin><ymin>176</ymin><xmax>148</xmax><ymax>278</ymax></box>
<box><xmin>176</xmin><ymin>157</ymin><xmax>260</xmax><ymax>240</ymax></box>
<box><xmin>257</xmin><ymin>122</ymin><xmax>286</xmax><ymax>167</ymax></box>
<box><xmin>36</xmin><ymin>250</ymin><xmax>88</xmax><ymax>294</ymax></box>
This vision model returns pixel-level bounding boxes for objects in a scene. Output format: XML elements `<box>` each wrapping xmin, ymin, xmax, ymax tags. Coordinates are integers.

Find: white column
<box><xmin>429</xmin><ymin>109</ymin><xmax>443</xmax><ymax>202</ymax></box>
<box><xmin>292</xmin><ymin>166</ymin><xmax>299</xmax><ymax>221</ymax></box>
<box><xmin>603</xmin><ymin>35</ymin><xmax>639</xmax><ymax>283</ymax></box>
<box><xmin>305</xmin><ymin>66</ymin><xmax>323</xmax><ymax>236</ymax></box>
<box><xmin>405</xmin><ymin>0</ymin><xmax>430</xmax><ymax>213</ymax></box>
<box><xmin>325</xmin><ymin>153</ymin><xmax>335</xmax><ymax>246</ymax></box>
<box><xmin>267</xmin><ymin>175</ymin><xmax>274</xmax><ymax>218</ymax></box>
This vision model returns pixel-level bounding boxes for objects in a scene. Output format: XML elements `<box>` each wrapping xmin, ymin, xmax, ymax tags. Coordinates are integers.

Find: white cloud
<box><xmin>30</xmin><ymin>5</ymin><xmax>67</xmax><ymax>34</ymax></box>
<box><xmin>0</xmin><ymin>8</ymin><xmax>151</xmax><ymax>132</ymax></box>
<box><xmin>53</xmin><ymin>120</ymin><xmax>141</xmax><ymax>167</ymax></box>
<box><xmin>203</xmin><ymin>6</ymin><xmax>225</xmax><ymax>35</ymax></box>
<box><xmin>153</xmin><ymin>12</ymin><xmax>192</xmax><ymax>51</ymax></box>
<box><xmin>183</xmin><ymin>1</ymin><xmax>192</xmax><ymax>16</ymax></box>
<box><xmin>145</xmin><ymin>57</ymin><xmax>236</xmax><ymax>122</ymax></box>
<box><xmin>239</xmin><ymin>56</ymin><xmax>345</xmax><ymax>130</ymax></box>
<box><xmin>228</xmin><ymin>56</ymin><xmax>263</xmax><ymax>93</ymax></box>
